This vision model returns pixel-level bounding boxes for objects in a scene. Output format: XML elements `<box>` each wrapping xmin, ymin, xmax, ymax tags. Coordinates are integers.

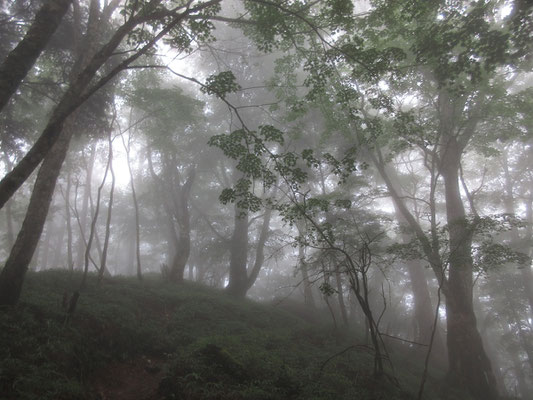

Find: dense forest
<box><xmin>0</xmin><ymin>0</ymin><xmax>532</xmax><ymax>398</ymax></box>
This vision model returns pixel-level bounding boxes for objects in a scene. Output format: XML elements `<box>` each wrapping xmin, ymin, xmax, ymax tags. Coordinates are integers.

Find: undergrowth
<box><xmin>0</xmin><ymin>270</ymin><xmax>448</xmax><ymax>399</ymax></box>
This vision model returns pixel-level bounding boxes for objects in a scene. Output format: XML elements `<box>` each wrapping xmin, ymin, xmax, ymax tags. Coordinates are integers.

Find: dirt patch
<box><xmin>92</xmin><ymin>356</ymin><xmax>166</xmax><ymax>400</ymax></box>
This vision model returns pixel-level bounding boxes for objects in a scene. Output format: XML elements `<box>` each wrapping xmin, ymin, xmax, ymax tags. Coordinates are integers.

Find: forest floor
<box><xmin>0</xmin><ymin>270</ymin><xmax>456</xmax><ymax>400</ymax></box>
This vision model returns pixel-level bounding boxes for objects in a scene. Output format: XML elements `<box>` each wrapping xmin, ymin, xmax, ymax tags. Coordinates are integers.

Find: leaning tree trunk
<box><xmin>0</xmin><ymin>0</ymin><xmax>175</xmax><ymax>209</ymax></box>
<box><xmin>0</xmin><ymin>0</ymin><xmax>120</xmax><ymax>304</ymax></box>
<box><xmin>2</xmin><ymin>153</ymin><xmax>15</xmax><ymax>248</ymax></box>
<box><xmin>0</xmin><ymin>0</ymin><xmax>73</xmax><ymax>112</ymax></box>
<box><xmin>0</xmin><ymin>122</ymin><xmax>73</xmax><ymax>305</ymax></box>
<box><xmin>440</xmin><ymin>134</ymin><xmax>498</xmax><ymax>400</ymax></box>
<box><xmin>377</xmin><ymin>162</ymin><xmax>445</xmax><ymax>356</ymax></box>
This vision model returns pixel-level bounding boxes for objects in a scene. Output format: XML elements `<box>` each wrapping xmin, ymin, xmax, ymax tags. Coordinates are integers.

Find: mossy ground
<box><xmin>0</xmin><ymin>270</ymin><xmax>448</xmax><ymax>400</ymax></box>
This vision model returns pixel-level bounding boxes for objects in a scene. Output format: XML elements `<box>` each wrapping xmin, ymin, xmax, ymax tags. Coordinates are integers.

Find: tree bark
<box><xmin>227</xmin><ymin>203</ymin><xmax>249</xmax><ymax>297</ymax></box>
<box><xmin>0</xmin><ymin>121</ymin><xmax>73</xmax><ymax>305</ymax></box>
<box><xmin>438</xmin><ymin>108</ymin><xmax>498</xmax><ymax>399</ymax></box>
<box><xmin>2</xmin><ymin>153</ymin><xmax>15</xmax><ymax>249</ymax></box>
<box><xmin>0</xmin><ymin>0</ymin><xmax>73</xmax><ymax>113</ymax></box>
<box><xmin>168</xmin><ymin>166</ymin><xmax>195</xmax><ymax>282</ymax></box>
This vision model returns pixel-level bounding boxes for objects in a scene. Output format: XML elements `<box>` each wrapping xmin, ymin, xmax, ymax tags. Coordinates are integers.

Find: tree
<box><xmin>0</xmin><ymin>0</ymin><xmax>73</xmax><ymax>112</ymax></box>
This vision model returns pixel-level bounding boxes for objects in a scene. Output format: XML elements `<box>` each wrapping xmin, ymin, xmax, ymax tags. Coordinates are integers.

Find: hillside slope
<box><xmin>0</xmin><ymin>270</ymin><xmax>445</xmax><ymax>400</ymax></box>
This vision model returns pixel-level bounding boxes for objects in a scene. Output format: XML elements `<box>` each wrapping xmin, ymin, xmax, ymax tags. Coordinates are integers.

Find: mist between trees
<box><xmin>0</xmin><ymin>0</ymin><xmax>532</xmax><ymax>399</ymax></box>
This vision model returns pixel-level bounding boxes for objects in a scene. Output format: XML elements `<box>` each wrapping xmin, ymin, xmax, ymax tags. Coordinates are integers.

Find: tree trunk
<box><xmin>440</xmin><ymin>133</ymin><xmax>498</xmax><ymax>400</ymax></box>
<box><xmin>227</xmin><ymin>203</ymin><xmax>249</xmax><ymax>297</ymax></box>
<box><xmin>0</xmin><ymin>0</ymin><xmax>171</xmax><ymax>209</ymax></box>
<box><xmin>0</xmin><ymin>0</ymin><xmax>73</xmax><ymax>112</ymax></box>
<box><xmin>404</xmin><ymin>259</ymin><xmax>445</xmax><ymax>357</ymax></box>
<box><xmin>99</xmin><ymin>131</ymin><xmax>115</xmax><ymax>281</ymax></box>
<box><xmin>0</xmin><ymin>120</ymin><xmax>73</xmax><ymax>305</ymax></box>
<box><xmin>384</xmin><ymin>165</ymin><xmax>446</xmax><ymax>356</ymax></box>
<box><xmin>245</xmin><ymin>199</ymin><xmax>274</xmax><ymax>292</ymax></box>
<box><xmin>65</xmin><ymin>164</ymin><xmax>74</xmax><ymax>270</ymax></box>
<box><xmin>124</xmin><ymin>135</ymin><xmax>142</xmax><ymax>282</ymax></box>
<box><xmin>75</xmin><ymin>142</ymin><xmax>96</xmax><ymax>269</ymax></box>
<box><xmin>2</xmin><ymin>153</ymin><xmax>15</xmax><ymax>249</ymax></box>
<box><xmin>40</xmin><ymin>216</ymin><xmax>54</xmax><ymax>270</ymax></box>
<box><xmin>168</xmin><ymin>166</ymin><xmax>195</xmax><ymax>282</ymax></box>
<box><xmin>299</xmin><ymin>244</ymin><xmax>316</xmax><ymax>308</ymax></box>
<box><xmin>51</xmin><ymin>211</ymin><xmax>66</xmax><ymax>268</ymax></box>
<box><xmin>148</xmin><ymin>150</ymin><xmax>194</xmax><ymax>283</ymax></box>
<box><xmin>4</xmin><ymin>193</ymin><xmax>15</xmax><ymax>249</ymax></box>
<box><xmin>502</xmin><ymin>149</ymin><xmax>533</xmax><ymax>317</ymax></box>
<box><xmin>335</xmin><ymin>265</ymin><xmax>349</xmax><ymax>327</ymax></box>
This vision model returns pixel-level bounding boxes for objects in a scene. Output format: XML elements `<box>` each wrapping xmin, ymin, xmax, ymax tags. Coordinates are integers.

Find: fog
<box><xmin>0</xmin><ymin>0</ymin><xmax>532</xmax><ymax>399</ymax></box>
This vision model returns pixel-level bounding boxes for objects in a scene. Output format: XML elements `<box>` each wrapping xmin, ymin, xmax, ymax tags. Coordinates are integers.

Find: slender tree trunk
<box><xmin>88</xmin><ymin>190</ymin><xmax>104</xmax><ymax>263</ymax></box>
<box><xmin>99</xmin><ymin>131</ymin><xmax>115</xmax><ymax>281</ymax></box>
<box><xmin>334</xmin><ymin>265</ymin><xmax>349</xmax><ymax>327</ymax></box>
<box><xmin>502</xmin><ymin>149</ymin><xmax>533</xmax><ymax>317</ymax></box>
<box><xmin>383</xmin><ymin>166</ymin><xmax>446</xmax><ymax>356</ymax></box>
<box><xmin>75</xmin><ymin>142</ymin><xmax>96</xmax><ymax>269</ymax></box>
<box><xmin>245</xmin><ymin>199</ymin><xmax>274</xmax><ymax>292</ymax></box>
<box><xmin>0</xmin><ymin>121</ymin><xmax>73</xmax><ymax>305</ymax></box>
<box><xmin>299</xmin><ymin>243</ymin><xmax>316</xmax><ymax>308</ymax></box>
<box><xmin>131</xmin><ymin>173</ymin><xmax>142</xmax><ymax>282</ymax></box>
<box><xmin>227</xmin><ymin>203</ymin><xmax>249</xmax><ymax>297</ymax></box>
<box><xmin>404</xmin><ymin>259</ymin><xmax>446</xmax><ymax>357</ymax></box>
<box><xmin>81</xmin><ymin>138</ymin><xmax>112</xmax><ymax>288</ymax></box>
<box><xmin>65</xmin><ymin>165</ymin><xmax>73</xmax><ymax>270</ymax></box>
<box><xmin>51</xmin><ymin>212</ymin><xmax>66</xmax><ymax>267</ymax></box>
<box><xmin>0</xmin><ymin>0</ymin><xmax>73</xmax><ymax>112</ymax></box>
<box><xmin>122</xmin><ymin>132</ymin><xmax>142</xmax><ymax>281</ymax></box>
<box><xmin>0</xmin><ymin>0</ymin><xmax>169</xmax><ymax>208</ymax></box>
